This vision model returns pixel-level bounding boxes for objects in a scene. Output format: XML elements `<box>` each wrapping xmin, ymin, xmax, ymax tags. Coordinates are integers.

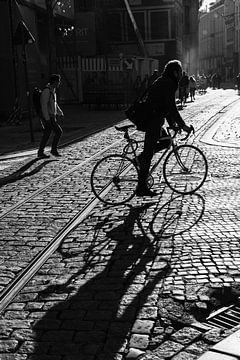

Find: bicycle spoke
<box><xmin>91</xmin><ymin>154</ymin><xmax>138</xmax><ymax>205</ymax></box>
<box><xmin>150</xmin><ymin>193</ymin><xmax>205</xmax><ymax>238</ymax></box>
<box><xmin>163</xmin><ymin>145</ymin><xmax>208</xmax><ymax>194</ymax></box>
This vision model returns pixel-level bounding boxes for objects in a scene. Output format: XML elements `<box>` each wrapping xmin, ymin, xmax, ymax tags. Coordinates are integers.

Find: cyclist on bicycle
<box><xmin>136</xmin><ymin>59</ymin><xmax>192</xmax><ymax>197</ymax></box>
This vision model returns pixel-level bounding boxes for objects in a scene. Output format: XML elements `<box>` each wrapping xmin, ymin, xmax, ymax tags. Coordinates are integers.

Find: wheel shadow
<box><xmin>31</xmin><ymin>203</ymin><xmax>173</xmax><ymax>360</ymax></box>
<box><xmin>0</xmin><ymin>158</ymin><xmax>56</xmax><ymax>187</ymax></box>
<box><xmin>149</xmin><ymin>193</ymin><xmax>205</xmax><ymax>239</ymax></box>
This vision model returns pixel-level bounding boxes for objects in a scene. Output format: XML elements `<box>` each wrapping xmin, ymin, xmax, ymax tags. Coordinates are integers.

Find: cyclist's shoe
<box><xmin>51</xmin><ymin>150</ymin><xmax>62</xmax><ymax>157</ymax></box>
<box><xmin>136</xmin><ymin>186</ymin><xmax>158</xmax><ymax>197</ymax></box>
<box><xmin>38</xmin><ymin>152</ymin><xmax>50</xmax><ymax>159</ymax></box>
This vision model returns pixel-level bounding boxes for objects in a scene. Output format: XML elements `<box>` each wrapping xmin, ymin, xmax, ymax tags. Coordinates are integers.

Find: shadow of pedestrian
<box><xmin>31</xmin><ymin>203</ymin><xmax>172</xmax><ymax>360</ymax></box>
<box><xmin>0</xmin><ymin>158</ymin><xmax>55</xmax><ymax>187</ymax></box>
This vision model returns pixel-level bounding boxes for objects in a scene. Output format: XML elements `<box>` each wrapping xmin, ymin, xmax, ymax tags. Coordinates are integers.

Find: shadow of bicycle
<box><xmin>149</xmin><ymin>193</ymin><xmax>205</xmax><ymax>239</ymax></box>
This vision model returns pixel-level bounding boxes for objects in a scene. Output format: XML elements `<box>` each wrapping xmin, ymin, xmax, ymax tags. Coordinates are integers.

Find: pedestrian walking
<box><xmin>189</xmin><ymin>75</ymin><xmax>197</xmax><ymax>101</ymax></box>
<box><xmin>236</xmin><ymin>73</ymin><xmax>240</xmax><ymax>94</ymax></box>
<box><xmin>211</xmin><ymin>73</ymin><xmax>217</xmax><ymax>89</ymax></box>
<box><xmin>136</xmin><ymin>60</ymin><xmax>192</xmax><ymax>197</ymax></box>
<box><xmin>37</xmin><ymin>74</ymin><xmax>64</xmax><ymax>159</ymax></box>
<box><xmin>178</xmin><ymin>71</ymin><xmax>189</xmax><ymax>108</ymax></box>
<box><xmin>141</xmin><ymin>74</ymin><xmax>149</xmax><ymax>92</ymax></box>
<box><xmin>216</xmin><ymin>73</ymin><xmax>222</xmax><ymax>89</ymax></box>
<box><xmin>133</xmin><ymin>75</ymin><xmax>142</xmax><ymax>98</ymax></box>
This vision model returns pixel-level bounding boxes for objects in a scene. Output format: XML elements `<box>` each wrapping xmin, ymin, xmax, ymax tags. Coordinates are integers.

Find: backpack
<box><xmin>125</xmin><ymin>86</ymin><xmax>154</xmax><ymax>132</ymax></box>
<box><xmin>125</xmin><ymin>101</ymin><xmax>153</xmax><ymax>132</ymax></box>
<box><xmin>32</xmin><ymin>86</ymin><xmax>51</xmax><ymax>116</ymax></box>
<box><xmin>32</xmin><ymin>87</ymin><xmax>42</xmax><ymax>115</ymax></box>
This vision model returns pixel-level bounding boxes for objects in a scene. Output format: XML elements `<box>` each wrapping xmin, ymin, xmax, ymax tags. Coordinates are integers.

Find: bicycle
<box><xmin>90</xmin><ymin>124</ymin><xmax>208</xmax><ymax>206</ymax></box>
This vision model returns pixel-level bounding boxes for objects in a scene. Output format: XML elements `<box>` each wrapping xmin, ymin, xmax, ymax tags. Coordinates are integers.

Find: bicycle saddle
<box><xmin>115</xmin><ymin>124</ymin><xmax>135</xmax><ymax>132</ymax></box>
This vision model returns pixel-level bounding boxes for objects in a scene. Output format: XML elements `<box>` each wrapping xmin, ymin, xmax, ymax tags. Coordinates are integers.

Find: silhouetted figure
<box><xmin>211</xmin><ymin>73</ymin><xmax>217</xmax><ymax>89</ymax></box>
<box><xmin>216</xmin><ymin>73</ymin><xmax>222</xmax><ymax>89</ymax></box>
<box><xmin>189</xmin><ymin>75</ymin><xmax>197</xmax><ymax>101</ymax></box>
<box><xmin>236</xmin><ymin>73</ymin><xmax>240</xmax><ymax>94</ymax></box>
<box><xmin>179</xmin><ymin>71</ymin><xmax>189</xmax><ymax>107</ymax></box>
<box><xmin>133</xmin><ymin>75</ymin><xmax>142</xmax><ymax>98</ymax></box>
<box><xmin>136</xmin><ymin>60</ymin><xmax>192</xmax><ymax>197</ymax></box>
<box><xmin>141</xmin><ymin>74</ymin><xmax>149</xmax><ymax>91</ymax></box>
<box><xmin>38</xmin><ymin>74</ymin><xmax>64</xmax><ymax>159</ymax></box>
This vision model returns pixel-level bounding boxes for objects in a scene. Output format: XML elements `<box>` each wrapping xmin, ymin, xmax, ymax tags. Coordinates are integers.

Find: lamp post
<box><xmin>8</xmin><ymin>0</ymin><xmax>18</xmax><ymax>99</ymax></box>
<box><xmin>14</xmin><ymin>20</ymin><xmax>35</xmax><ymax>143</ymax></box>
<box><xmin>46</xmin><ymin>0</ymin><xmax>59</xmax><ymax>73</ymax></box>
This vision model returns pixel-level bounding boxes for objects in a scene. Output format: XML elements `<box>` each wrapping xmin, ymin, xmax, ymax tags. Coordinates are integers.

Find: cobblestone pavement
<box><xmin>0</xmin><ymin>89</ymin><xmax>240</xmax><ymax>360</ymax></box>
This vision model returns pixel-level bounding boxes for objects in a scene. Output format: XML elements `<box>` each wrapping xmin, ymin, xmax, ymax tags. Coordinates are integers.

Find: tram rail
<box><xmin>0</xmin><ymin>93</ymin><xmax>238</xmax><ymax>316</ymax></box>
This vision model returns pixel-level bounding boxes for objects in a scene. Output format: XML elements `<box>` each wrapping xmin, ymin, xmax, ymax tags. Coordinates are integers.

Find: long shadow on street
<box><xmin>31</xmin><ymin>203</ymin><xmax>171</xmax><ymax>360</ymax></box>
<box><xmin>0</xmin><ymin>158</ymin><xmax>55</xmax><ymax>187</ymax></box>
<box><xmin>31</xmin><ymin>194</ymin><xmax>205</xmax><ymax>359</ymax></box>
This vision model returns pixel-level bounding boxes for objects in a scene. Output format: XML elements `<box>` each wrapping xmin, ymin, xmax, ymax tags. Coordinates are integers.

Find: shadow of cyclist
<box><xmin>31</xmin><ymin>203</ymin><xmax>171</xmax><ymax>359</ymax></box>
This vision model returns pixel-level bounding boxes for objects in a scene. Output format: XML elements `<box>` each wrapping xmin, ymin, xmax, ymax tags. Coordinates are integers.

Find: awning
<box><xmin>11</xmin><ymin>0</ymin><xmax>35</xmax><ymax>45</ymax></box>
<box><xmin>13</xmin><ymin>20</ymin><xmax>35</xmax><ymax>45</ymax></box>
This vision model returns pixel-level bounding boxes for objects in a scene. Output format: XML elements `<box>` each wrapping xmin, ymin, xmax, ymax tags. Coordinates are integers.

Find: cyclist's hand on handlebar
<box><xmin>169</xmin><ymin>125</ymin><xmax>181</xmax><ymax>133</ymax></box>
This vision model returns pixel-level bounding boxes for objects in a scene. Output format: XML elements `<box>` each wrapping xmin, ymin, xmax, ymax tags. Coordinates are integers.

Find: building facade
<box><xmin>0</xmin><ymin>0</ymin><xmax>74</xmax><ymax>116</ymax></box>
<box><xmin>182</xmin><ymin>0</ymin><xmax>200</xmax><ymax>76</ymax></box>
<box><xmin>199</xmin><ymin>0</ymin><xmax>239</xmax><ymax>82</ymax></box>
<box><xmin>74</xmin><ymin>0</ymin><xmax>200</xmax><ymax>74</ymax></box>
<box><xmin>234</xmin><ymin>0</ymin><xmax>240</xmax><ymax>76</ymax></box>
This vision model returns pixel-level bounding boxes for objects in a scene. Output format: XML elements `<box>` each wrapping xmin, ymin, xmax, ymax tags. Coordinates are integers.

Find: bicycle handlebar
<box><xmin>167</xmin><ymin>125</ymin><xmax>195</xmax><ymax>141</ymax></box>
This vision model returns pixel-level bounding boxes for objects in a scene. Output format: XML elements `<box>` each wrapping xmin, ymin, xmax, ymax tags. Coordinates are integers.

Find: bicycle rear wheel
<box><xmin>163</xmin><ymin>145</ymin><xmax>208</xmax><ymax>194</ymax></box>
<box><xmin>90</xmin><ymin>154</ymin><xmax>138</xmax><ymax>205</ymax></box>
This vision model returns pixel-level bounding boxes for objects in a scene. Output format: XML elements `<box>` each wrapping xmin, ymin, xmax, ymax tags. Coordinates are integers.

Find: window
<box><xmin>126</xmin><ymin>11</ymin><xmax>145</xmax><ymax>41</ymax></box>
<box><xmin>150</xmin><ymin>11</ymin><xmax>169</xmax><ymax>40</ymax></box>
<box><xmin>107</xmin><ymin>13</ymin><xmax>123</xmax><ymax>41</ymax></box>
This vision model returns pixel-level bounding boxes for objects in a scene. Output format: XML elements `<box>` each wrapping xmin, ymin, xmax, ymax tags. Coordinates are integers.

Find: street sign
<box><xmin>123</xmin><ymin>58</ymin><xmax>133</xmax><ymax>69</ymax></box>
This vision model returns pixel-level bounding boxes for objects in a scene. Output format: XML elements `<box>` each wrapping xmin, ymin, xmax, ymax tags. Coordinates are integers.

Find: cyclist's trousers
<box><xmin>138</xmin><ymin>123</ymin><xmax>170</xmax><ymax>187</ymax></box>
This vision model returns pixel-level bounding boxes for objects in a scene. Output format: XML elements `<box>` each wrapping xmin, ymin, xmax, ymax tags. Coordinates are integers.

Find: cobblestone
<box><xmin>0</xmin><ymin>90</ymin><xmax>240</xmax><ymax>359</ymax></box>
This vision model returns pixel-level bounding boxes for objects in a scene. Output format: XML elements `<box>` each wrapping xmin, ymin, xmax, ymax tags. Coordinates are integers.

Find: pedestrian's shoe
<box><xmin>38</xmin><ymin>152</ymin><xmax>50</xmax><ymax>159</ymax></box>
<box><xmin>136</xmin><ymin>186</ymin><xmax>158</xmax><ymax>197</ymax></box>
<box><xmin>51</xmin><ymin>150</ymin><xmax>61</xmax><ymax>157</ymax></box>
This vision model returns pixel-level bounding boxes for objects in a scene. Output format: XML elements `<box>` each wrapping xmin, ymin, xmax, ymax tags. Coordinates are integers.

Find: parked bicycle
<box><xmin>91</xmin><ymin>124</ymin><xmax>208</xmax><ymax>205</ymax></box>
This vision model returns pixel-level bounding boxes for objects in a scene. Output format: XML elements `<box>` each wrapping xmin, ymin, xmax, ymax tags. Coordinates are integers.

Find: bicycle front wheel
<box><xmin>163</xmin><ymin>145</ymin><xmax>208</xmax><ymax>194</ymax></box>
<box><xmin>90</xmin><ymin>154</ymin><xmax>139</xmax><ymax>205</ymax></box>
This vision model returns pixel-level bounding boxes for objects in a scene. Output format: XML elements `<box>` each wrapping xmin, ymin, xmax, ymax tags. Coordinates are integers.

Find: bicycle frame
<box><xmin>121</xmin><ymin>127</ymin><xmax>187</xmax><ymax>173</ymax></box>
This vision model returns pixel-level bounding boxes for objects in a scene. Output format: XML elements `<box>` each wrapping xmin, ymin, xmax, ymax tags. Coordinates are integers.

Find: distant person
<box><xmin>199</xmin><ymin>74</ymin><xmax>207</xmax><ymax>93</ymax></box>
<box><xmin>141</xmin><ymin>74</ymin><xmax>149</xmax><ymax>92</ymax></box>
<box><xmin>179</xmin><ymin>71</ymin><xmax>189</xmax><ymax>107</ymax></box>
<box><xmin>133</xmin><ymin>75</ymin><xmax>142</xmax><ymax>98</ymax></box>
<box><xmin>148</xmin><ymin>69</ymin><xmax>159</xmax><ymax>87</ymax></box>
<box><xmin>236</xmin><ymin>73</ymin><xmax>240</xmax><ymax>94</ymax></box>
<box><xmin>216</xmin><ymin>73</ymin><xmax>222</xmax><ymax>89</ymax></box>
<box><xmin>211</xmin><ymin>73</ymin><xmax>217</xmax><ymax>89</ymax></box>
<box><xmin>136</xmin><ymin>60</ymin><xmax>192</xmax><ymax>197</ymax></box>
<box><xmin>37</xmin><ymin>74</ymin><xmax>64</xmax><ymax>159</ymax></box>
<box><xmin>206</xmin><ymin>74</ymin><xmax>211</xmax><ymax>88</ymax></box>
<box><xmin>189</xmin><ymin>75</ymin><xmax>197</xmax><ymax>101</ymax></box>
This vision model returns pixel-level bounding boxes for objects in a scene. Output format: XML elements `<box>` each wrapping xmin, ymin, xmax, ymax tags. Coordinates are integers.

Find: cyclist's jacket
<box><xmin>146</xmin><ymin>73</ymin><xmax>186</xmax><ymax>129</ymax></box>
